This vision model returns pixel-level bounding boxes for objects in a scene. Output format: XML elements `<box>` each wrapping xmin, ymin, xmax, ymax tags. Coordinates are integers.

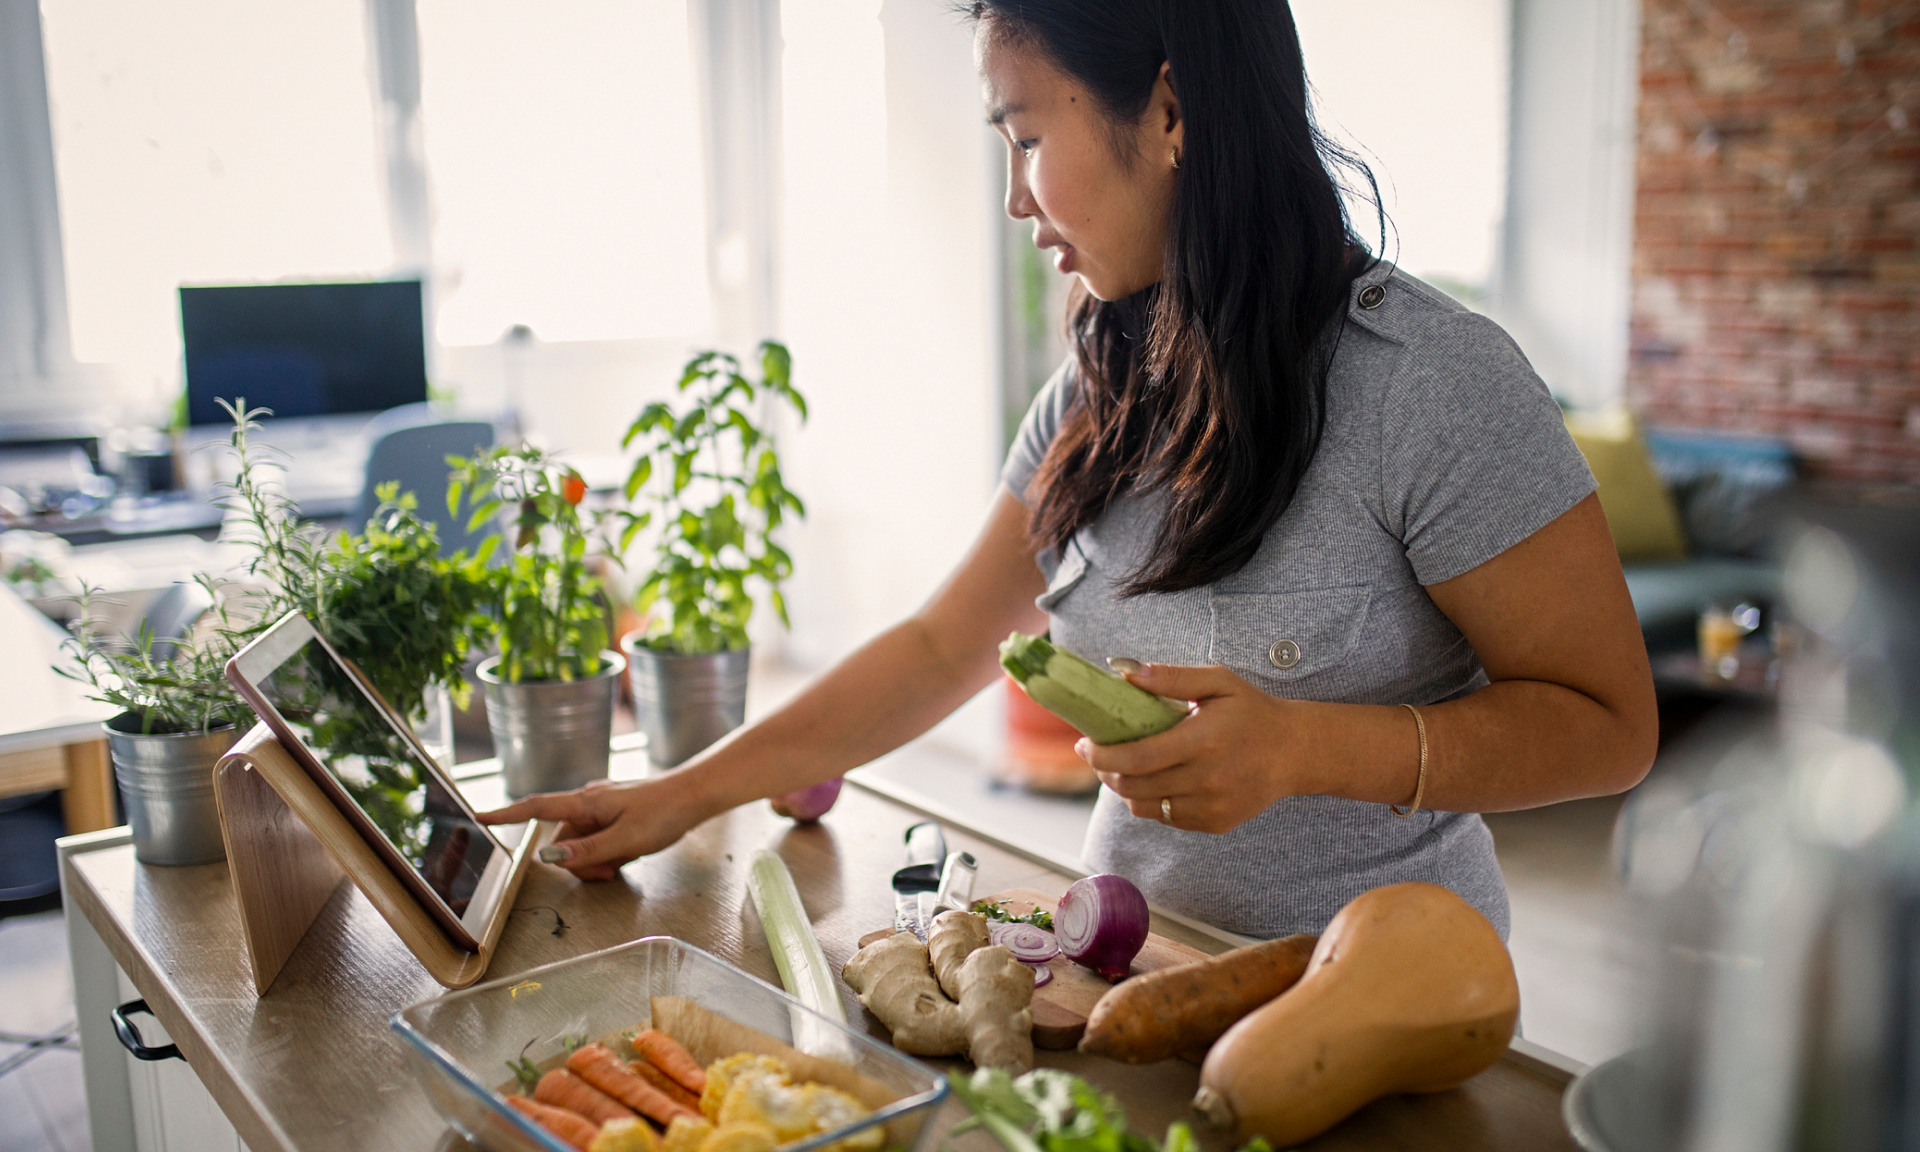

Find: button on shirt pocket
<box><xmin>1208</xmin><ymin>584</ymin><xmax>1375</xmax><ymax>700</ymax></box>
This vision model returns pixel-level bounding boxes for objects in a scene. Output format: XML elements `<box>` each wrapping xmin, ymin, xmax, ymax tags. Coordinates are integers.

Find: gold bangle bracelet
<box><xmin>1390</xmin><ymin>703</ymin><xmax>1428</xmax><ymax>818</ymax></box>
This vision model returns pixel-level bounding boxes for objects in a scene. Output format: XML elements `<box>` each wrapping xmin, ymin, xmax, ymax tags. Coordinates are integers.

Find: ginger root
<box><xmin>841</xmin><ymin>926</ymin><xmax>1035</xmax><ymax>1073</ymax></box>
<box><xmin>928</xmin><ymin>911</ymin><xmax>992</xmax><ymax>1000</ymax></box>
<box><xmin>954</xmin><ymin>945</ymin><xmax>1035</xmax><ymax>1075</ymax></box>
<box><xmin>841</xmin><ymin>933</ymin><xmax>966</xmax><ymax>1056</ymax></box>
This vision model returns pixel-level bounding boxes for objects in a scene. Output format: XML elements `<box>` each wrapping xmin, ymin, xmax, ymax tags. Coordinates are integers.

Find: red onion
<box><xmin>1054</xmin><ymin>873</ymin><xmax>1149</xmax><ymax>982</ymax></box>
<box><xmin>1032</xmin><ymin>964</ymin><xmax>1053</xmax><ymax>989</ymax></box>
<box><xmin>769</xmin><ymin>777</ymin><xmax>842</xmax><ymax>823</ymax></box>
<box><xmin>989</xmin><ymin>921</ymin><xmax>1060</xmax><ymax>964</ymax></box>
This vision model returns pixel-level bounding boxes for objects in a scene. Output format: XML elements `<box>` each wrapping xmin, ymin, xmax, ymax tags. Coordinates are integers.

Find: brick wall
<box><xmin>1629</xmin><ymin>0</ymin><xmax>1919</xmax><ymax>484</ymax></box>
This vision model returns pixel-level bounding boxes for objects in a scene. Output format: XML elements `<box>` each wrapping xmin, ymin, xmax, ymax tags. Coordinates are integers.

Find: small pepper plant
<box><xmin>614</xmin><ymin>341</ymin><xmax>806</xmax><ymax>655</ymax></box>
<box><xmin>448</xmin><ymin>444</ymin><xmax>609</xmax><ymax>683</ymax></box>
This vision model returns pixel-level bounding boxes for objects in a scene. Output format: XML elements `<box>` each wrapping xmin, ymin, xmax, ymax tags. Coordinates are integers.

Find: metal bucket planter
<box><xmin>105</xmin><ymin>715</ymin><xmax>240</xmax><ymax>866</ymax></box>
<box><xmin>478</xmin><ymin>651</ymin><xmax>624</xmax><ymax>800</ymax></box>
<box><xmin>623</xmin><ymin>635</ymin><xmax>749</xmax><ymax>769</ymax></box>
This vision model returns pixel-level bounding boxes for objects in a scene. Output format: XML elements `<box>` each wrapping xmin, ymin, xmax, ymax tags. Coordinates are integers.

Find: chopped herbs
<box><xmin>974</xmin><ymin>899</ymin><xmax>1054</xmax><ymax>932</ymax></box>
<box><xmin>950</xmin><ymin>1069</ymin><xmax>1272</xmax><ymax>1152</ymax></box>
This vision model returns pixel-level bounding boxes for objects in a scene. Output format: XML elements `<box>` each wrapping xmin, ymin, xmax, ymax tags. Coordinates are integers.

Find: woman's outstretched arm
<box><xmin>478</xmin><ymin>487</ymin><xmax>1049</xmax><ymax>878</ymax></box>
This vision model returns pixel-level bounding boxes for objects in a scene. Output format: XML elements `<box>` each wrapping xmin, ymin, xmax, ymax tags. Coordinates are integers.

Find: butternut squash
<box><xmin>1191</xmin><ymin>882</ymin><xmax>1518</xmax><ymax>1145</ymax></box>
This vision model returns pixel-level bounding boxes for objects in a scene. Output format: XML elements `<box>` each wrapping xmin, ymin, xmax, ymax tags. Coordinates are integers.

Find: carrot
<box><xmin>565</xmin><ymin>1044</ymin><xmax>700</xmax><ymax>1125</ymax></box>
<box><xmin>628</xmin><ymin>1059</ymin><xmax>701</xmax><ymax>1111</ymax></box>
<box><xmin>536</xmin><ymin>1068</ymin><xmax>639</xmax><ymax>1126</ymax></box>
<box><xmin>508</xmin><ymin>1095</ymin><xmax>601</xmax><ymax>1152</ymax></box>
<box><xmin>632</xmin><ymin>1029</ymin><xmax>706</xmax><ymax>1093</ymax></box>
<box><xmin>1078</xmin><ymin>933</ymin><xmax>1320</xmax><ymax>1064</ymax></box>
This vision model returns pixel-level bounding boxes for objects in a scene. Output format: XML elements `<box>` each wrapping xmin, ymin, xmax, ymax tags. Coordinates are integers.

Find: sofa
<box><xmin>1567</xmin><ymin>414</ymin><xmax>1792</xmax><ymax>657</ymax></box>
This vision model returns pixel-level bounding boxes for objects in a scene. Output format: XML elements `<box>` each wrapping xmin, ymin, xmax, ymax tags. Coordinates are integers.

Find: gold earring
<box><xmin>1171</xmin><ymin>147</ymin><xmax>1180</xmax><ymax>171</ymax></box>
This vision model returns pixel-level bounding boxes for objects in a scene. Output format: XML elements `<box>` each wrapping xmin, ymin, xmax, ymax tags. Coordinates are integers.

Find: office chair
<box><xmin>140</xmin><ymin>580</ymin><xmax>215</xmax><ymax>665</ymax></box>
<box><xmin>354</xmin><ymin>404</ymin><xmax>496</xmax><ymax>558</ymax></box>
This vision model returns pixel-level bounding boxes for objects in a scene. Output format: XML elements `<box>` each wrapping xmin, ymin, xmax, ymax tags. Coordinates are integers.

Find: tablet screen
<box><xmin>254</xmin><ymin>637</ymin><xmax>499</xmax><ymax>914</ymax></box>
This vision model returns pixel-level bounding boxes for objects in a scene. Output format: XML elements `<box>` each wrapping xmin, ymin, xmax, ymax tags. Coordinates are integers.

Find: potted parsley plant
<box><xmin>612</xmin><ymin>341</ymin><xmax>806</xmax><ymax>769</ymax></box>
<box><xmin>449</xmin><ymin>443</ymin><xmax>624</xmax><ymax>798</ymax></box>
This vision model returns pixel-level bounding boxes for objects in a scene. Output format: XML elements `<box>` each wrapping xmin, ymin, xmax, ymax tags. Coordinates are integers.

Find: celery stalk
<box><xmin>746</xmin><ymin>849</ymin><xmax>852</xmax><ymax>1059</ymax></box>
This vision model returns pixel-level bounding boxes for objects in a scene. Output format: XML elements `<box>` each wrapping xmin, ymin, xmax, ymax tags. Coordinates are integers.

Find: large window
<box><xmin>415</xmin><ymin>0</ymin><xmax>710</xmax><ymax>347</ymax></box>
<box><xmin>40</xmin><ymin>0</ymin><xmax>393</xmax><ymax>400</ymax></box>
<box><xmin>37</xmin><ymin>0</ymin><xmax>711</xmax><ymax>416</ymax></box>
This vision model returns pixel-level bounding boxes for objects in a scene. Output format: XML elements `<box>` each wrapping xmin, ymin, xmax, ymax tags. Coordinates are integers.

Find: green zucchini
<box><xmin>999</xmin><ymin>632</ymin><xmax>1188</xmax><ymax>745</ymax></box>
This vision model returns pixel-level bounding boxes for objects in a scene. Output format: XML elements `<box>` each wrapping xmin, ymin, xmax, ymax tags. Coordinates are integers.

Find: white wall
<box><xmin>774</xmin><ymin>0</ymin><xmax>1002</xmax><ymax>754</ymax></box>
<box><xmin>1293</xmin><ymin>0</ymin><xmax>1511</xmax><ymax>289</ymax></box>
<box><xmin>1494</xmin><ymin>0</ymin><xmax>1642</xmax><ymax>409</ymax></box>
<box><xmin>776</xmin><ymin>0</ymin><xmax>999</xmax><ymax>670</ymax></box>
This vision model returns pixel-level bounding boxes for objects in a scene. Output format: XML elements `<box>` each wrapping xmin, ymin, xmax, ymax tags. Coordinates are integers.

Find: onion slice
<box><xmin>769</xmin><ymin>777</ymin><xmax>842</xmax><ymax>823</ymax></box>
<box><xmin>988</xmin><ymin>921</ymin><xmax>1060</xmax><ymax>964</ymax></box>
<box><xmin>1032</xmin><ymin>964</ymin><xmax>1053</xmax><ymax>989</ymax></box>
<box><xmin>1054</xmin><ymin>873</ymin><xmax>1150</xmax><ymax>982</ymax></box>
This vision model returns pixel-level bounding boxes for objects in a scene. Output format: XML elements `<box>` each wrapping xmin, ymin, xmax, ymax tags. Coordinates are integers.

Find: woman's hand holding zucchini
<box><xmin>1075</xmin><ymin>660</ymin><xmax>1327</xmax><ymax>834</ymax></box>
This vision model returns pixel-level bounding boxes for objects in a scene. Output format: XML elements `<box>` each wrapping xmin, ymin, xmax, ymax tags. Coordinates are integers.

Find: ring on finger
<box><xmin>1161</xmin><ymin>796</ymin><xmax>1174</xmax><ymax>825</ymax></box>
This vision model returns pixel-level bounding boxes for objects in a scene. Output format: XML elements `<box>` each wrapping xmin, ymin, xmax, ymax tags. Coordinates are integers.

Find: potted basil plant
<box><xmin>612</xmin><ymin>341</ymin><xmax>807</xmax><ymax>771</ymax></box>
<box><xmin>216</xmin><ymin>400</ymin><xmax>492</xmax><ymax>767</ymax></box>
<box><xmin>449</xmin><ymin>444</ymin><xmax>624</xmax><ymax>798</ymax></box>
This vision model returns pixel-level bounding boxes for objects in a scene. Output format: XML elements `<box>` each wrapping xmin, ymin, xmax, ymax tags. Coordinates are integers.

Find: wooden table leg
<box><xmin>62</xmin><ymin>739</ymin><xmax>117</xmax><ymax>834</ymax></box>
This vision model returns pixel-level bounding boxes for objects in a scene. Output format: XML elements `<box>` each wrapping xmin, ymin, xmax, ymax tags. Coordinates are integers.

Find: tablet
<box><xmin>226</xmin><ymin>611</ymin><xmax>510</xmax><ymax>951</ymax></box>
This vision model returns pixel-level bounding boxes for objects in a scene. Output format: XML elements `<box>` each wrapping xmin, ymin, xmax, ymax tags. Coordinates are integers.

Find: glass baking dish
<box><xmin>391</xmin><ymin>936</ymin><xmax>949</xmax><ymax>1152</ymax></box>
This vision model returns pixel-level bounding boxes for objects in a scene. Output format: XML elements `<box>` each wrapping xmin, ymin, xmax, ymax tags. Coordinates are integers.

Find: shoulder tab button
<box><xmin>1358</xmin><ymin>284</ymin><xmax>1386</xmax><ymax>310</ymax></box>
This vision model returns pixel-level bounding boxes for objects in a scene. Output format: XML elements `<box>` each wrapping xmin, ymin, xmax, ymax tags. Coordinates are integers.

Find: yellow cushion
<box><xmin>1564</xmin><ymin>408</ymin><xmax>1689</xmax><ymax>562</ymax></box>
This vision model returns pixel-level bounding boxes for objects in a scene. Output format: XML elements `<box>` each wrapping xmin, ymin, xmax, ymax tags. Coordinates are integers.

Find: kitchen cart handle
<box><xmin>111</xmin><ymin>1000</ymin><xmax>183</xmax><ymax>1062</ymax></box>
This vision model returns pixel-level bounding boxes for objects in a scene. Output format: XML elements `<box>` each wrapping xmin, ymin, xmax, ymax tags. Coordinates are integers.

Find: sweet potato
<box><xmin>1078</xmin><ymin>933</ymin><xmax>1318</xmax><ymax>1064</ymax></box>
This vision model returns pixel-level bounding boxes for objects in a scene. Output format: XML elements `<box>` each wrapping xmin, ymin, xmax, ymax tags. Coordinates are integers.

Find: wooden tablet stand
<box><xmin>213</xmin><ymin>723</ymin><xmax>554</xmax><ymax>995</ymax></box>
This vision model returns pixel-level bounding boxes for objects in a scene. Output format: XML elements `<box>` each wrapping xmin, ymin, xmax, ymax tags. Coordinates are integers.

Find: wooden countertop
<box><xmin>63</xmin><ymin>758</ymin><xmax>1581</xmax><ymax>1152</ymax></box>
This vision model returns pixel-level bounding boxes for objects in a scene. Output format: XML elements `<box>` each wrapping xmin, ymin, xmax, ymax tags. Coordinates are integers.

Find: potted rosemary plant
<box><xmin>53</xmin><ymin>400</ymin><xmax>497</xmax><ymax>860</ymax></box>
<box><xmin>59</xmin><ymin>579</ymin><xmax>250</xmax><ymax>865</ymax></box>
<box><xmin>54</xmin><ymin>401</ymin><xmax>302</xmax><ymax>866</ymax></box>
<box><xmin>449</xmin><ymin>443</ymin><xmax>624</xmax><ymax>797</ymax></box>
<box><xmin>613</xmin><ymin>341</ymin><xmax>806</xmax><ymax>768</ymax></box>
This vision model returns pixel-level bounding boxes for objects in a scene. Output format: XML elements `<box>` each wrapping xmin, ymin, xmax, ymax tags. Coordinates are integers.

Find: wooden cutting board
<box><xmin>855</xmin><ymin>887</ymin><xmax>1210</xmax><ymax>1051</ymax></box>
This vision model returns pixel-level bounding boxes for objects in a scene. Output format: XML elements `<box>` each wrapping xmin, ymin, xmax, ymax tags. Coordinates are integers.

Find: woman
<box><xmin>482</xmin><ymin>0</ymin><xmax>1657</xmax><ymax>940</ymax></box>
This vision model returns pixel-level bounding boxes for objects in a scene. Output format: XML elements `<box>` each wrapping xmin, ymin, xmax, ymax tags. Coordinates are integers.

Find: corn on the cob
<box><xmin>999</xmin><ymin>632</ymin><xmax>1187</xmax><ymax>744</ymax></box>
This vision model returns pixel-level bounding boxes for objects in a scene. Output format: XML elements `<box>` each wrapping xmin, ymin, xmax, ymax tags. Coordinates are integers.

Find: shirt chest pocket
<box><xmin>1208</xmin><ymin>584</ymin><xmax>1374</xmax><ymax>698</ymax></box>
<box><xmin>1034</xmin><ymin>538</ymin><xmax>1090</xmax><ymax>612</ymax></box>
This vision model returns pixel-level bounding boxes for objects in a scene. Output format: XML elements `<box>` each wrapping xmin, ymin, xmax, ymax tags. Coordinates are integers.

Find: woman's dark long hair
<box><xmin>969</xmin><ymin>0</ymin><xmax>1380</xmax><ymax>595</ymax></box>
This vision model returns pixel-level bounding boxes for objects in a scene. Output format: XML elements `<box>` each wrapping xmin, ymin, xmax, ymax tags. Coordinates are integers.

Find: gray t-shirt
<box><xmin>1002</xmin><ymin>264</ymin><xmax>1596</xmax><ymax>940</ymax></box>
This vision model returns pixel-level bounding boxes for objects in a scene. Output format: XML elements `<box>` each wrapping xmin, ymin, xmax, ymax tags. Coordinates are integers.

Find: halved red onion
<box><xmin>769</xmin><ymin>777</ymin><xmax>843</xmax><ymax>823</ymax></box>
<box><xmin>989</xmin><ymin>921</ymin><xmax>1060</xmax><ymax>964</ymax></box>
<box><xmin>1032</xmin><ymin>964</ymin><xmax>1053</xmax><ymax>989</ymax></box>
<box><xmin>1054</xmin><ymin>873</ymin><xmax>1149</xmax><ymax>982</ymax></box>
